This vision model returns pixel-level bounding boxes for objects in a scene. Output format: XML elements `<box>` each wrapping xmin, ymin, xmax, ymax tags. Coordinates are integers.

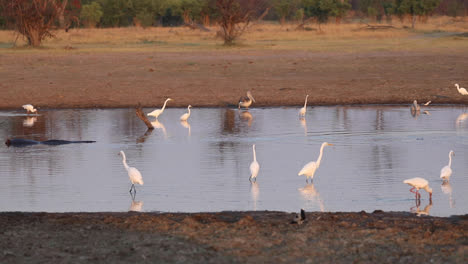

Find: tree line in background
<box><xmin>0</xmin><ymin>0</ymin><xmax>467</xmax><ymax>46</ymax></box>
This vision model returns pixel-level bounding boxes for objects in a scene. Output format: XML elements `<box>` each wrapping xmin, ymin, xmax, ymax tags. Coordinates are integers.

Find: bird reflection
<box><xmin>129</xmin><ymin>192</ymin><xmax>143</xmax><ymax>212</ymax></box>
<box><xmin>250</xmin><ymin>181</ymin><xmax>259</xmax><ymax>211</ymax></box>
<box><xmin>456</xmin><ymin>113</ymin><xmax>468</xmax><ymax>125</ymax></box>
<box><xmin>441</xmin><ymin>182</ymin><xmax>455</xmax><ymax>208</ymax></box>
<box><xmin>23</xmin><ymin>117</ymin><xmax>37</xmax><ymax>127</ymax></box>
<box><xmin>151</xmin><ymin>120</ymin><xmax>167</xmax><ymax>138</ymax></box>
<box><xmin>410</xmin><ymin>100</ymin><xmax>421</xmax><ymax>118</ymax></box>
<box><xmin>300</xmin><ymin>118</ymin><xmax>307</xmax><ymax>136</ymax></box>
<box><xmin>239</xmin><ymin>110</ymin><xmax>253</xmax><ymax>127</ymax></box>
<box><xmin>298</xmin><ymin>183</ymin><xmax>325</xmax><ymax>212</ymax></box>
<box><xmin>180</xmin><ymin>120</ymin><xmax>191</xmax><ymax>137</ymax></box>
<box><xmin>410</xmin><ymin>199</ymin><xmax>432</xmax><ymax>217</ymax></box>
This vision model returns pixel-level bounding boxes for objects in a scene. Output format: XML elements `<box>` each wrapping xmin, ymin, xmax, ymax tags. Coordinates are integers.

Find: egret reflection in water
<box><xmin>151</xmin><ymin>120</ymin><xmax>167</xmax><ymax>138</ymax></box>
<box><xmin>180</xmin><ymin>120</ymin><xmax>191</xmax><ymax>136</ymax></box>
<box><xmin>129</xmin><ymin>198</ymin><xmax>144</xmax><ymax>212</ymax></box>
<box><xmin>298</xmin><ymin>183</ymin><xmax>325</xmax><ymax>212</ymax></box>
<box><xmin>300</xmin><ymin>118</ymin><xmax>307</xmax><ymax>135</ymax></box>
<box><xmin>441</xmin><ymin>182</ymin><xmax>455</xmax><ymax>208</ymax></box>
<box><xmin>250</xmin><ymin>182</ymin><xmax>259</xmax><ymax>211</ymax></box>
<box><xmin>456</xmin><ymin>113</ymin><xmax>468</xmax><ymax>125</ymax></box>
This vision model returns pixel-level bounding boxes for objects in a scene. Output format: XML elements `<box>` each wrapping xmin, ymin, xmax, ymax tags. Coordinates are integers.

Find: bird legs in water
<box><xmin>249</xmin><ymin>176</ymin><xmax>257</xmax><ymax>183</ymax></box>
<box><xmin>129</xmin><ymin>184</ymin><xmax>137</xmax><ymax>195</ymax></box>
<box><xmin>409</xmin><ymin>187</ymin><xmax>421</xmax><ymax>199</ymax></box>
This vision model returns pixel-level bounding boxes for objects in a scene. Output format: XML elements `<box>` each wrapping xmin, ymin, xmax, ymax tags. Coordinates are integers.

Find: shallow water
<box><xmin>0</xmin><ymin>106</ymin><xmax>467</xmax><ymax>217</ymax></box>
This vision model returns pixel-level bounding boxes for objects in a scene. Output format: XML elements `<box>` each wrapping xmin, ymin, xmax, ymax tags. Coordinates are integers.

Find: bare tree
<box><xmin>1</xmin><ymin>0</ymin><xmax>64</xmax><ymax>47</ymax></box>
<box><xmin>215</xmin><ymin>0</ymin><xmax>269</xmax><ymax>45</ymax></box>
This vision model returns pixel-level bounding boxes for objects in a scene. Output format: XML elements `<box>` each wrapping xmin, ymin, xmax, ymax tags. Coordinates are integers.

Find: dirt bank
<box><xmin>1</xmin><ymin>50</ymin><xmax>468</xmax><ymax>109</ymax></box>
<box><xmin>0</xmin><ymin>211</ymin><xmax>466</xmax><ymax>263</ymax></box>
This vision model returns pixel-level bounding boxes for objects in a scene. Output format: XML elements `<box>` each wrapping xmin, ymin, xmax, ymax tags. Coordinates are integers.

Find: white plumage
<box><xmin>440</xmin><ymin>150</ymin><xmax>454</xmax><ymax>181</ymax></box>
<box><xmin>298</xmin><ymin>142</ymin><xmax>333</xmax><ymax>182</ymax></box>
<box><xmin>180</xmin><ymin>105</ymin><xmax>192</xmax><ymax>121</ymax></box>
<box><xmin>119</xmin><ymin>150</ymin><xmax>144</xmax><ymax>193</ymax></box>
<box><xmin>22</xmin><ymin>104</ymin><xmax>37</xmax><ymax>114</ymax></box>
<box><xmin>147</xmin><ymin>98</ymin><xmax>172</xmax><ymax>119</ymax></box>
<box><xmin>238</xmin><ymin>91</ymin><xmax>255</xmax><ymax>109</ymax></box>
<box><xmin>455</xmin><ymin>84</ymin><xmax>468</xmax><ymax>95</ymax></box>
<box><xmin>249</xmin><ymin>144</ymin><xmax>260</xmax><ymax>182</ymax></box>
<box><xmin>403</xmin><ymin>177</ymin><xmax>432</xmax><ymax>200</ymax></box>
<box><xmin>299</xmin><ymin>95</ymin><xmax>309</xmax><ymax>117</ymax></box>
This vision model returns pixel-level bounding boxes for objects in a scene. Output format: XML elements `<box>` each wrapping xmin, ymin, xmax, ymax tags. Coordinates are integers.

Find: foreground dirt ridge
<box><xmin>1</xmin><ymin>51</ymin><xmax>468</xmax><ymax>109</ymax></box>
<box><xmin>0</xmin><ymin>211</ymin><xmax>466</xmax><ymax>263</ymax></box>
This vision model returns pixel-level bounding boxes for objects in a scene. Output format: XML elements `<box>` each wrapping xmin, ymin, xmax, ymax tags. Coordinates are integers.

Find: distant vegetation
<box><xmin>0</xmin><ymin>0</ymin><xmax>467</xmax><ymax>47</ymax></box>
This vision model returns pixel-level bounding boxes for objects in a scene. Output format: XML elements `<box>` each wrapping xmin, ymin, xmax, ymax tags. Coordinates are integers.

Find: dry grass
<box><xmin>0</xmin><ymin>16</ymin><xmax>466</xmax><ymax>53</ymax></box>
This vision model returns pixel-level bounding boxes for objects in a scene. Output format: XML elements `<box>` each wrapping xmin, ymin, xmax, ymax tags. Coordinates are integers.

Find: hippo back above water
<box><xmin>5</xmin><ymin>138</ymin><xmax>96</xmax><ymax>147</ymax></box>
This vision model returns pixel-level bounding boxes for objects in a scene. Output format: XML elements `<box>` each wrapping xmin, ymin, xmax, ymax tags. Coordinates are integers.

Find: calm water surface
<box><xmin>0</xmin><ymin>106</ymin><xmax>467</xmax><ymax>217</ymax></box>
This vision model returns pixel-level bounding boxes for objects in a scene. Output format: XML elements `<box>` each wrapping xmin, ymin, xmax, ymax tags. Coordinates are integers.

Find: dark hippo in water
<box><xmin>5</xmin><ymin>138</ymin><xmax>96</xmax><ymax>147</ymax></box>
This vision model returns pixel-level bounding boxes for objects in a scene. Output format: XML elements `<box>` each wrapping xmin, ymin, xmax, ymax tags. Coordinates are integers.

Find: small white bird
<box><xmin>238</xmin><ymin>91</ymin><xmax>255</xmax><ymax>109</ymax></box>
<box><xmin>299</xmin><ymin>95</ymin><xmax>309</xmax><ymax>117</ymax></box>
<box><xmin>440</xmin><ymin>150</ymin><xmax>454</xmax><ymax>182</ymax></box>
<box><xmin>147</xmin><ymin>98</ymin><xmax>172</xmax><ymax>119</ymax></box>
<box><xmin>22</xmin><ymin>104</ymin><xmax>37</xmax><ymax>115</ymax></box>
<box><xmin>298</xmin><ymin>142</ymin><xmax>333</xmax><ymax>182</ymax></box>
<box><xmin>403</xmin><ymin>177</ymin><xmax>432</xmax><ymax>200</ymax></box>
<box><xmin>249</xmin><ymin>144</ymin><xmax>260</xmax><ymax>182</ymax></box>
<box><xmin>411</xmin><ymin>100</ymin><xmax>420</xmax><ymax>112</ymax></box>
<box><xmin>423</xmin><ymin>101</ymin><xmax>431</xmax><ymax>106</ymax></box>
<box><xmin>180</xmin><ymin>105</ymin><xmax>192</xmax><ymax>121</ymax></box>
<box><xmin>119</xmin><ymin>150</ymin><xmax>144</xmax><ymax>193</ymax></box>
<box><xmin>455</xmin><ymin>84</ymin><xmax>468</xmax><ymax>95</ymax></box>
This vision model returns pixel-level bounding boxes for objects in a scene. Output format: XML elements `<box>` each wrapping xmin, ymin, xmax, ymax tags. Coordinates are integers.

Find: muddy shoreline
<box><xmin>1</xmin><ymin>50</ymin><xmax>468</xmax><ymax>110</ymax></box>
<box><xmin>0</xmin><ymin>211</ymin><xmax>466</xmax><ymax>263</ymax></box>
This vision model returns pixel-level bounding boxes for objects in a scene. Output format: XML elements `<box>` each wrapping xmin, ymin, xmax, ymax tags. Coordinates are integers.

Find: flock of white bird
<box><xmin>21</xmin><ymin>83</ymin><xmax>466</xmax><ymax>204</ymax></box>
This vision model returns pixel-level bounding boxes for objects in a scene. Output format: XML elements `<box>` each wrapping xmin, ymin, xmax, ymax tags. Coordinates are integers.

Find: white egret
<box><xmin>298</xmin><ymin>142</ymin><xmax>333</xmax><ymax>182</ymax></box>
<box><xmin>118</xmin><ymin>150</ymin><xmax>144</xmax><ymax>193</ymax></box>
<box><xmin>238</xmin><ymin>91</ymin><xmax>255</xmax><ymax>109</ymax></box>
<box><xmin>147</xmin><ymin>98</ymin><xmax>172</xmax><ymax>119</ymax></box>
<box><xmin>440</xmin><ymin>150</ymin><xmax>454</xmax><ymax>182</ymax></box>
<box><xmin>22</xmin><ymin>104</ymin><xmax>37</xmax><ymax>115</ymax></box>
<box><xmin>180</xmin><ymin>105</ymin><xmax>192</xmax><ymax>121</ymax></box>
<box><xmin>249</xmin><ymin>144</ymin><xmax>260</xmax><ymax>182</ymax></box>
<box><xmin>411</xmin><ymin>100</ymin><xmax>420</xmax><ymax>112</ymax></box>
<box><xmin>403</xmin><ymin>177</ymin><xmax>432</xmax><ymax>200</ymax></box>
<box><xmin>424</xmin><ymin>101</ymin><xmax>431</xmax><ymax>106</ymax></box>
<box><xmin>299</xmin><ymin>95</ymin><xmax>309</xmax><ymax>117</ymax></box>
<box><xmin>455</xmin><ymin>84</ymin><xmax>468</xmax><ymax>95</ymax></box>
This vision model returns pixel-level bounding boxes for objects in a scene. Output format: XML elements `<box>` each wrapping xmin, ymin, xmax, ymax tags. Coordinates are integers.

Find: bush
<box><xmin>81</xmin><ymin>2</ymin><xmax>103</xmax><ymax>27</ymax></box>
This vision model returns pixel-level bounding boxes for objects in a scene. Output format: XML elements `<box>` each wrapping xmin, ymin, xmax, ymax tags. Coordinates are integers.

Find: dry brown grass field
<box><xmin>0</xmin><ymin>16</ymin><xmax>467</xmax><ymax>53</ymax></box>
<box><xmin>0</xmin><ymin>16</ymin><xmax>467</xmax><ymax>109</ymax></box>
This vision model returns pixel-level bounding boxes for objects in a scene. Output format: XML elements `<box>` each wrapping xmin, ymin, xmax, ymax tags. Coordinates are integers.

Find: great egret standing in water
<box><xmin>180</xmin><ymin>105</ymin><xmax>192</xmax><ymax>121</ymax></box>
<box><xmin>455</xmin><ymin>84</ymin><xmax>468</xmax><ymax>95</ymax></box>
<box><xmin>239</xmin><ymin>91</ymin><xmax>255</xmax><ymax>109</ymax></box>
<box><xmin>298</xmin><ymin>142</ymin><xmax>333</xmax><ymax>182</ymax></box>
<box><xmin>403</xmin><ymin>177</ymin><xmax>432</xmax><ymax>200</ymax></box>
<box><xmin>118</xmin><ymin>150</ymin><xmax>144</xmax><ymax>193</ymax></box>
<box><xmin>299</xmin><ymin>95</ymin><xmax>309</xmax><ymax>117</ymax></box>
<box><xmin>249</xmin><ymin>144</ymin><xmax>260</xmax><ymax>182</ymax></box>
<box><xmin>22</xmin><ymin>104</ymin><xmax>37</xmax><ymax>115</ymax></box>
<box><xmin>148</xmin><ymin>98</ymin><xmax>172</xmax><ymax>119</ymax></box>
<box><xmin>440</xmin><ymin>150</ymin><xmax>454</xmax><ymax>182</ymax></box>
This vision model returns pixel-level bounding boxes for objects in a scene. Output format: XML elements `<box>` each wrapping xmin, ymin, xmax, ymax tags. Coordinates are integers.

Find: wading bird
<box><xmin>249</xmin><ymin>144</ymin><xmax>260</xmax><ymax>182</ymax></box>
<box><xmin>147</xmin><ymin>98</ymin><xmax>172</xmax><ymax>119</ymax></box>
<box><xmin>22</xmin><ymin>104</ymin><xmax>37</xmax><ymax>115</ymax></box>
<box><xmin>298</xmin><ymin>142</ymin><xmax>333</xmax><ymax>183</ymax></box>
<box><xmin>118</xmin><ymin>150</ymin><xmax>144</xmax><ymax>193</ymax></box>
<box><xmin>299</xmin><ymin>95</ymin><xmax>309</xmax><ymax>117</ymax></box>
<box><xmin>238</xmin><ymin>91</ymin><xmax>255</xmax><ymax>109</ymax></box>
<box><xmin>440</xmin><ymin>150</ymin><xmax>454</xmax><ymax>182</ymax></box>
<box><xmin>180</xmin><ymin>105</ymin><xmax>192</xmax><ymax>121</ymax></box>
<box><xmin>455</xmin><ymin>84</ymin><xmax>468</xmax><ymax>95</ymax></box>
<box><xmin>403</xmin><ymin>177</ymin><xmax>432</xmax><ymax>200</ymax></box>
